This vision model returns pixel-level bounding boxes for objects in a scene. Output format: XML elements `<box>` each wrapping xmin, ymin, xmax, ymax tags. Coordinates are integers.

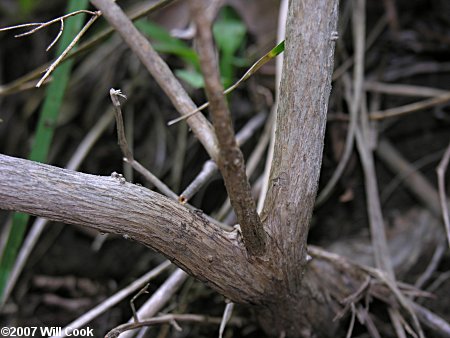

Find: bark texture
<box><xmin>0</xmin><ymin>0</ymin><xmax>341</xmax><ymax>337</ymax></box>
<box><xmin>257</xmin><ymin>0</ymin><xmax>339</xmax><ymax>335</ymax></box>
<box><xmin>188</xmin><ymin>0</ymin><xmax>266</xmax><ymax>256</ymax></box>
<box><xmin>0</xmin><ymin>154</ymin><xmax>276</xmax><ymax>304</ymax></box>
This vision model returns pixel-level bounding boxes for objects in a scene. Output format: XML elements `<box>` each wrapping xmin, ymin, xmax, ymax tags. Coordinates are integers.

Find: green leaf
<box><xmin>0</xmin><ymin>0</ymin><xmax>90</xmax><ymax>302</ymax></box>
<box><xmin>269</xmin><ymin>40</ymin><xmax>285</xmax><ymax>57</ymax></box>
<box><xmin>213</xmin><ymin>8</ymin><xmax>246</xmax><ymax>57</ymax></box>
<box><xmin>19</xmin><ymin>0</ymin><xmax>36</xmax><ymax>16</ymax></box>
<box><xmin>135</xmin><ymin>19</ymin><xmax>199</xmax><ymax>68</ymax></box>
<box><xmin>175</xmin><ymin>69</ymin><xmax>205</xmax><ymax>89</ymax></box>
<box><xmin>152</xmin><ymin>41</ymin><xmax>199</xmax><ymax>66</ymax></box>
<box><xmin>212</xmin><ymin>7</ymin><xmax>247</xmax><ymax>88</ymax></box>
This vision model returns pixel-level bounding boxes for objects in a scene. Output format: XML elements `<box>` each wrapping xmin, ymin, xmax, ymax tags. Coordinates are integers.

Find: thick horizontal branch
<box><xmin>0</xmin><ymin>154</ymin><xmax>277</xmax><ymax>303</ymax></box>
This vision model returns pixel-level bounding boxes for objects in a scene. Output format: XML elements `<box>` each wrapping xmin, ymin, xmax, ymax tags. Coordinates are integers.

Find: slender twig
<box><xmin>90</xmin><ymin>0</ymin><xmax>219</xmax><ymax>161</ymax></box>
<box><xmin>46</xmin><ymin>19</ymin><xmax>64</xmax><ymax>52</ymax></box>
<box><xmin>383</xmin><ymin>61</ymin><xmax>450</xmax><ymax>82</ymax></box>
<box><xmin>109</xmin><ymin>89</ymin><xmax>178</xmax><ymax>200</ymax></box>
<box><xmin>117</xmin><ymin>269</ymin><xmax>188</xmax><ymax>338</ymax></box>
<box><xmin>109</xmin><ymin>89</ymin><xmax>230</xmax><ymax>230</ymax></box>
<box><xmin>167</xmin><ymin>42</ymin><xmax>284</xmax><ymax>126</ymax></box>
<box><xmin>370</xmin><ymin>92</ymin><xmax>450</xmax><ymax>120</ymax></box>
<box><xmin>364</xmin><ymin>81</ymin><xmax>449</xmax><ymax>98</ymax></box>
<box><xmin>131</xmin><ymin>284</ymin><xmax>150</xmax><ymax>322</ymax></box>
<box><xmin>245</xmin><ymin>113</ymin><xmax>272</xmax><ymax>180</ymax></box>
<box><xmin>53</xmin><ymin>261</ymin><xmax>172</xmax><ymax>338</ymax></box>
<box><xmin>187</xmin><ymin>0</ymin><xmax>265</xmax><ymax>255</ymax></box>
<box><xmin>345</xmin><ymin>303</ymin><xmax>356</xmax><ymax>338</ymax></box>
<box><xmin>412</xmin><ymin>303</ymin><xmax>450</xmax><ymax>338</ymax></box>
<box><xmin>0</xmin><ymin>10</ymin><xmax>98</xmax><ymax>35</ymax></box>
<box><xmin>0</xmin><ymin>0</ymin><xmax>174</xmax><ymax>96</ymax></box>
<box><xmin>179</xmin><ymin>161</ymin><xmax>217</xmax><ymax>204</ymax></box>
<box><xmin>36</xmin><ymin>12</ymin><xmax>101</xmax><ymax>87</ymax></box>
<box><xmin>315</xmin><ymin>74</ymin><xmax>357</xmax><ymax>207</ymax></box>
<box><xmin>376</xmin><ymin>139</ymin><xmax>443</xmax><ymax>218</ymax></box>
<box><xmin>351</xmin><ymin>0</ymin><xmax>394</xmax><ymax>278</ymax></box>
<box><xmin>257</xmin><ymin>0</ymin><xmax>287</xmax><ymax>213</ymax></box>
<box><xmin>106</xmin><ymin>313</ymin><xmax>238</xmax><ymax>338</ymax></box>
<box><xmin>389</xmin><ymin>308</ymin><xmax>409</xmax><ymax>338</ymax></box>
<box><xmin>436</xmin><ymin>141</ymin><xmax>450</xmax><ymax>247</ymax></box>
<box><xmin>332</xmin><ymin>15</ymin><xmax>388</xmax><ymax>81</ymax></box>
<box><xmin>414</xmin><ymin>242</ymin><xmax>446</xmax><ymax>290</ymax></box>
<box><xmin>382</xmin><ymin>0</ymin><xmax>400</xmax><ymax>33</ymax></box>
<box><xmin>350</xmin><ymin>2</ymin><xmax>423</xmax><ymax>337</ymax></box>
<box><xmin>179</xmin><ymin>112</ymin><xmax>266</xmax><ymax>204</ymax></box>
<box><xmin>356</xmin><ymin>104</ymin><xmax>425</xmax><ymax>338</ymax></box>
<box><xmin>110</xmin><ymin>89</ymin><xmax>132</xmax><ymax>157</ymax></box>
<box><xmin>219</xmin><ymin>301</ymin><xmax>234</xmax><ymax>338</ymax></box>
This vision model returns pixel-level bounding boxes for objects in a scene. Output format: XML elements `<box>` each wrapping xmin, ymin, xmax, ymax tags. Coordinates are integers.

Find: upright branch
<box><xmin>261</xmin><ymin>0</ymin><xmax>339</xmax><ymax>296</ymax></box>
<box><xmin>187</xmin><ymin>0</ymin><xmax>266</xmax><ymax>256</ymax></box>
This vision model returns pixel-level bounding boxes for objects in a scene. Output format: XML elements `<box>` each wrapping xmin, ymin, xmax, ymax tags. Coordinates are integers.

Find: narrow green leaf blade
<box><xmin>0</xmin><ymin>0</ymin><xmax>90</xmax><ymax>302</ymax></box>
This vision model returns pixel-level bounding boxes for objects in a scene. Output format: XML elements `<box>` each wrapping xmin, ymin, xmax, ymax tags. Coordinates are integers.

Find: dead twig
<box><xmin>130</xmin><ymin>284</ymin><xmax>150</xmax><ymax>323</ymax></box>
<box><xmin>364</xmin><ymin>81</ymin><xmax>449</xmax><ymax>98</ymax></box>
<box><xmin>349</xmin><ymin>2</ymin><xmax>423</xmax><ymax>337</ymax></box>
<box><xmin>0</xmin><ymin>9</ymin><xmax>101</xmax><ymax>88</ymax></box>
<box><xmin>36</xmin><ymin>12</ymin><xmax>101</xmax><ymax>87</ymax></box>
<box><xmin>0</xmin><ymin>0</ymin><xmax>174</xmax><ymax>96</ymax></box>
<box><xmin>350</xmin><ymin>0</ymin><xmax>395</xmax><ymax>278</ymax></box>
<box><xmin>382</xmin><ymin>0</ymin><xmax>400</xmax><ymax>33</ymax></box>
<box><xmin>109</xmin><ymin>88</ymin><xmax>177</xmax><ymax>200</ymax></box>
<box><xmin>376</xmin><ymin>139</ymin><xmax>443</xmax><ymax>218</ymax></box>
<box><xmin>109</xmin><ymin>89</ymin><xmax>230</xmax><ymax>230</ymax></box>
<box><xmin>436</xmin><ymin>141</ymin><xmax>450</xmax><ymax>247</ymax></box>
<box><xmin>370</xmin><ymin>92</ymin><xmax>450</xmax><ymax>120</ymax></box>
<box><xmin>219</xmin><ymin>301</ymin><xmax>234</xmax><ymax>338</ymax></box>
<box><xmin>117</xmin><ymin>269</ymin><xmax>188</xmax><ymax>338</ymax></box>
<box><xmin>106</xmin><ymin>313</ymin><xmax>238</xmax><ymax>338</ymax></box>
<box><xmin>0</xmin><ymin>10</ymin><xmax>97</xmax><ymax>37</ymax></box>
<box><xmin>414</xmin><ymin>242</ymin><xmax>446</xmax><ymax>290</ymax></box>
<box><xmin>187</xmin><ymin>0</ymin><xmax>266</xmax><ymax>255</ymax></box>
<box><xmin>179</xmin><ymin>112</ymin><xmax>266</xmax><ymax>204</ymax></box>
<box><xmin>315</xmin><ymin>74</ymin><xmax>357</xmax><ymax>207</ymax></box>
<box><xmin>412</xmin><ymin>303</ymin><xmax>450</xmax><ymax>338</ymax></box>
<box><xmin>53</xmin><ymin>261</ymin><xmax>171</xmax><ymax>338</ymax></box>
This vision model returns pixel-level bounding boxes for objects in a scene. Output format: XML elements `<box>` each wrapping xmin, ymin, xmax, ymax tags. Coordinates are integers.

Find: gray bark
<box><xmin>0</xmin><ymin>0</ymin><xmax>341</xmax><ymax>336</ymax></box>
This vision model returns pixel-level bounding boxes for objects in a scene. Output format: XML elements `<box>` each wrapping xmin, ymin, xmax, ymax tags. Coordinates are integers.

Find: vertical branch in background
<box><xmin>187</xmin><ymin>0</ymin><xmax>266</xmax><ymax>256</ymax></box>
<box><xmin>351</xmin><ymin>0</ymin><xmax>394</xmax><ymax>280</ymax></box>
<box><xmin>437</xmin><ymin>142</ymin><xmax>450</xmax><ymax>247</ymax></box>
<box><xmin>351</xmin><ymin>0</ymin><xmax>423</xmax><ymax>336</ymax></box>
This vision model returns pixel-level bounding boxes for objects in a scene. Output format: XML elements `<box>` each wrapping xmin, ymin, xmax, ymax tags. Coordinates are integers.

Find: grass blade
<box><xmin>0</xmin><ymin>0</ymin><xmax>90</xmax><ymax>302</ymax></box>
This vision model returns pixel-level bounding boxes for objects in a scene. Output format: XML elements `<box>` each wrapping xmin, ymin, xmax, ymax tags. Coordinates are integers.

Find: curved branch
<box><xmin>0</xmin><ymin>154</ymin><xmax>275</xmax><ymax>304</ymax></box>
